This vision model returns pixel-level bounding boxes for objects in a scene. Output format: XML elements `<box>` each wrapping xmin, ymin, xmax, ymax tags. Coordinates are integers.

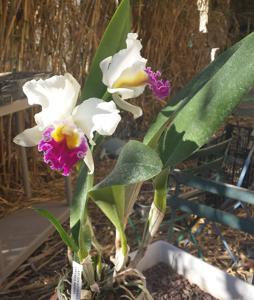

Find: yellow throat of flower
<box><xmin>113</xmin><ymin>70</ymin><xmax>148</xmax><ymax>89</ymax></box>
<box><xmin>51</xmin><ymin>125</ymin><xmax>81</xmax><ymax>149</ymax></box>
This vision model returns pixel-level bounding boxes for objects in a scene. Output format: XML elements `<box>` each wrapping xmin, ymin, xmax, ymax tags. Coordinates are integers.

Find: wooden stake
<box><xmin>16</xmin><ymin>111</ymin><xmax>31</xmax><ymax>198</ymax></box>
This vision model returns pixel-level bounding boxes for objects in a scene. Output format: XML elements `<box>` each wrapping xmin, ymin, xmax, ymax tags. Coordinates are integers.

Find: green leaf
<box><xmin>70</xmin><ymin>165</ymin><xmax>93</xmax><ymax>257</ymax></box>
<box><xmin>91</xmin><ymin>191</ymin><xmax>128</xmax><ymax>255</ymax></box>
<box><xmin>90</xmin><ymin>185</ymin><xmax>125</xmax><ymax>227</ymax></box>
<box><xmin>89</xmin><ymin>141</ymin><xmax>163</xmax><ymax>254</ymax></box>
<box><xmin>143</xmin><ymin>33</ymin><xmax>246</xmax><ymax>147</ymax></box>
<box><xmin>158</xmin><ymin>32</ymin><xmax>254</xmax><ymax>168</ymax></box>
<box><xmin>35</xmin><ymin>208</ymin><xmax>78</xmax><ymax>253</ymax></box>
<box><xmin>78</xmin><ymin>211</ymin><xmax>92</xmax><ymax>261</ymax></box>
<box><xmin>153</xmin><ymin>169</ymin><xmax>169</xmax><ymax>212</ymax></box>
<box><xmin>93</xmin><ymin>140</ymin><xmax>163</xmax><ymax>189</ymax></box>
<box><xmin>81</xmin><ymin>0</ymin><xmax>131</xmax><ymax>100</ymax></box>
<box><xmin>70</xmin><ymin>164</ymin><xmax>93</xmax><ymax>229</ymax></box>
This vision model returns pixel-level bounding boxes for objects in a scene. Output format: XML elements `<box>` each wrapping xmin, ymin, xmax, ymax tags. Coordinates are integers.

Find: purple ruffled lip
<box><xmin>145</xmin><ymin>67</ymin><xmax>171</xmax><ymax>99</ymax></box>
<box><xmin>38</xmin><ymin>127</ymin><xmax>88</xmax><ymax>176</ymax></box>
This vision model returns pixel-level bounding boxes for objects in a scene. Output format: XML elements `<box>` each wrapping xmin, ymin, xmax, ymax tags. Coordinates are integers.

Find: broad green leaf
<box><xmin>81</xmin><ymin>0</ymin><xmax>131</xmax><ymax>100</ymax></box>
<box><xmin>89</xmin><ymin>141</ymin><xmax>163</xmax><ymax>254</ymax></box>
<box><xmin>35</xmin><ymin>208</ymin><xmax>78</xmax><ymax>253</ymax></box>
<box><xmin>90</xmin><ymin>140</ymin><xmax>162</xmax><ymax>220</ymax></box>
<box><xmin>158</xmin><ymin>32</ymin><xmax>254</xmax><ymax>168</ymax></box>
<box><xmin>93</xmin><ymin>140</ymin><xmax>163</xmax><ymax>189</ymax></box>
<box><xmin>90</xmin><ymin>185</ymin><xmax>125</xmax><ymax>227</ymax></box>
<box><xmin>143</xmin><ymin>34</ymin><xmax>246</xmax><ymax>147</ymax></box>
<box><xmin>91</xmin><ymin>191</ymin><xmax>128</xmax><ymax>255</ymax></box>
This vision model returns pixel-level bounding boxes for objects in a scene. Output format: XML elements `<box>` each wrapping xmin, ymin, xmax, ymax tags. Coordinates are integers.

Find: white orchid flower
<box><xmin>100</xmin><ymin>33</ymin><xmax>170</xmax><ymax>119</ymax></box>
<box><xmin>13</xmin><ymin>73</ymin><xmax>121</xmax><ymax>175</ymax></box>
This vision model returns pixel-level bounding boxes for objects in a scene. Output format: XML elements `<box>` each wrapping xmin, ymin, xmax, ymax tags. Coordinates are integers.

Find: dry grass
<box><xmin>0</xmin><ymin>0</ymin><xmax>246</xmax><ymax>212</ymax></box>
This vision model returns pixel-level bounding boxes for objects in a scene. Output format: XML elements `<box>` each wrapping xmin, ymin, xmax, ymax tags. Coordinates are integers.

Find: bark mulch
<box><xmin>145</xmin><ymin>263</ymin><xmax>218</xmax><ymax>300</ymax></box>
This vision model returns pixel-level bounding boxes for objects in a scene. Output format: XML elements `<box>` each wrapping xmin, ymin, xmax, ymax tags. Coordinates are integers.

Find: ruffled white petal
<box><xmin>112</xmin><ymin>94</ymin><xmax>143</xmax><ymax>119</ymax></box>
<box><xmin>13</xmin><ymin>126</ymin><xmax>42</xmax><ymax>147</ymax></box>
<box><xmin>84</xmin><ymin>147</ymin><xmax>94</xmax><ymax>174</ymax></box>
<box><xmin>72</xmin><ymin>98</ymin><xmax>121</xmax><ymax>144</ymax></box>
<box><xmin>100</xmin><ymin>33</ymin><xmax>147</xmax><ymax>95</ymax></box>
<box><xmin>23</xmin><ymin>73</ymin><xmax>80</xmax><ymax>129</ymax></box>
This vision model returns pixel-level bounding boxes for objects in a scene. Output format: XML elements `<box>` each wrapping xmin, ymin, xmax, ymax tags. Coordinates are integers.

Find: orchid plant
<box><xmin>13</xmin><ymin>0</ymin><xmax>254</xmax><ymax>299</ymax></box>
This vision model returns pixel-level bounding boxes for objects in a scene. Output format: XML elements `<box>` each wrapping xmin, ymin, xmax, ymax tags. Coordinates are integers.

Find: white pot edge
<box><xmin>136</xmin><ymin>240</ymin><xmax>254</xmax><ymax>300</ymax></box>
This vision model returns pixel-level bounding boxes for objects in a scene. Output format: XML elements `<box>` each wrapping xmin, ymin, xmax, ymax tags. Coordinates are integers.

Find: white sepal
<box><xmin>13</xmin><ymin>125</ymin><xmax>42</xmax><ymax>147</ymax></box>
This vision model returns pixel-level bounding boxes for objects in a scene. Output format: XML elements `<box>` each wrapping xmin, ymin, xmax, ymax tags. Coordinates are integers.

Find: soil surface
<box><xmin>144</xmin><ymin>263</ymin><xmax>218</xmax><ymax>300</ymax></box>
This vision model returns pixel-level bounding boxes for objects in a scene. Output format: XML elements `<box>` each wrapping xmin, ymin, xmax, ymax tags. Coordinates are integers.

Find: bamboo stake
<box><xmin>18</xmin><ymin>0</ymin><xmax>29</xmax><ymax>71</ymax></box>
<box><xmin>6</xmin><ymin>112</ymin><xmax>12</xmax><ymax>187</ymax></box>
<box><xmin>1</xmin><ymin>0</ymin><xmax>22</xmax><ymax>64</ymax></box>
<box><xmin>0</xmin><ymin>0</ymin><xmax>8</xmax><ymax>66</ymax></box>
<box><xmin>0</xmin><ymin>117</ymin><xmax>6</xmax><ymax>186</ymax></box>
<box><xmin>16</xmin><ymin>111</ymin><xmax>31</xmax><ymax>198</ymax></box>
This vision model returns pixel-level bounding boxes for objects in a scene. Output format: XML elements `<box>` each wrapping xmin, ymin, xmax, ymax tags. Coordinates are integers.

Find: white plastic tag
<box><xmin>71</xmin><ymin>261</ymin><xmax>83</xmax><ymax>300</ymax></box>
